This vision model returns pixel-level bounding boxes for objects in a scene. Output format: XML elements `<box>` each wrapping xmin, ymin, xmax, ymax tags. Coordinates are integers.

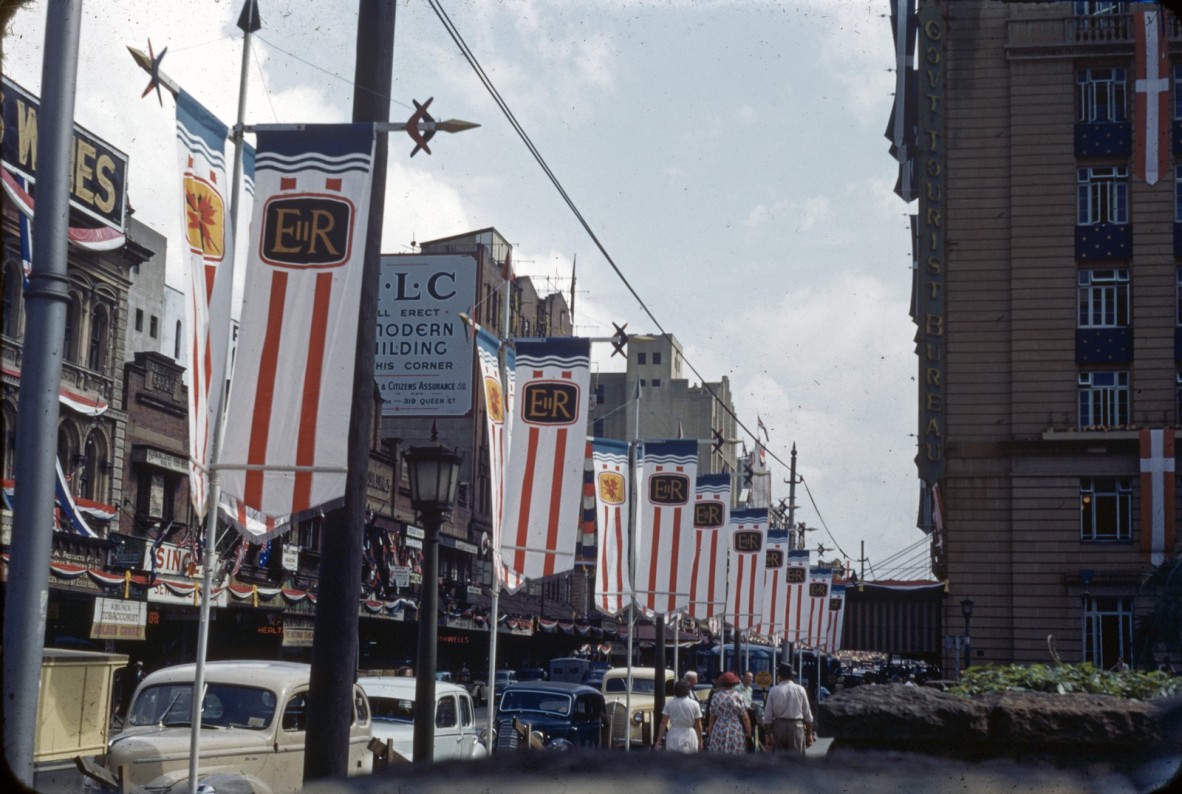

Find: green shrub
<box><xmin>949</xmin><ymin>663</ymin><xmax>1182</xmax><ymax>700</ymax></box>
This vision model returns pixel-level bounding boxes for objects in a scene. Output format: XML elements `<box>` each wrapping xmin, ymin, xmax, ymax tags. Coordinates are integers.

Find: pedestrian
<box><xmin>117</xmin><ymin>660</ymin><xmax>145</xmax><ymax>723</ymax></box>
<box><xmin>682</xmin><ymin>670</ymin><xmax>699</xmax><ymax>688</ymax></box>
<box><xmin>654</xmin><ymin>680</ymin><xmax>703</xmax><ymax>753</ymax></box>
<box><xmin>704</xmin><ymin>671</ymin><xmax>751</xmax><ymax>755</ymax></box>
<box><xmin>762</xmin><ymin>663</ymin><xmax>814</xmax><ymax>756</ymax></box>
<box><xmin>734</xmin><ymin>670</ymin><xmax>759</xmax><ymax>750</ymax></box>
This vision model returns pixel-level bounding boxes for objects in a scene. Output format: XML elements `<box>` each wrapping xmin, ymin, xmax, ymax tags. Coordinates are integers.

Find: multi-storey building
<box><xmin>899</xmin><ymin>0</ymin><xmax>1181</xmax><ymax>672</ymax></box>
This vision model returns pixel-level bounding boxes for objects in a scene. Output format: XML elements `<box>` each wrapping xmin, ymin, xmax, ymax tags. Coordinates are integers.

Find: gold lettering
<box><xmin>16</xmin><ymin>99</ymin><xmax>36</xmax><ymax>170</ymax></box>
<box><xmin>307</xmin><ymin>209</ymin><xmax>339</xmax><ymax>255</ymax></box>
<box><xmin>926</xmin><ymin>417</ymin><xmax>941</xmax><ymax>435</ymax></box>
<box><xmin>924</xmin><ymin>19</ymin><xmax>943</xmax><ymax>42</ymax></box>
<box><xmin>925</xmin><ymin>314</ymin><xmax>944</xmax><ymax>336</ymax></box>
<box><xmin>926</xmin><ymin>442</ymin><xmax>941</xmax><ymax>462</ymax></box>
<box><xmin>926</xmin><ymin>207</ymin><xmax>942</xmax><ymax>226</ymax></box>
<box><xmin>548</xmin><ymin>388</ymin><xmax>573</xmax><ymax>420</ymax></box>
<box><xmin>926</xmin><ymin>182</ymin><xmax>942</xmax><ymax>202</ymax></box>
<box><xmin>94</xmin><ymin>155</ymin><xmax>117</xmax><ymax>213</ymax></box>
<box><xmin>926</xmin><ymin>394</ymin><xmax>942</xmax><ymax>412</ymax></box>
<box><xmin>73</xmin><ymin>139</ymin><xmax>96</xmax><ymax>204</ymax></box>
<box><xmin>926</xmin><ymin>367</ymin><xmax>942</xmax><ymax>387</ymax></box>
<box><xmin>926</xmin><ymin>256</ymin><xmax>942</xmax><ymax>274</ymax></box>
<box><xmin>927</xmin><ymin>280</ymin><xmax>941</xmax><ymax>300</ymax></box>
<box><xmin>928</xmin><ymin>229</ymin><xmax>940</xmax><ymax>250</ymax></box>
<box><xmin>925</xmin><ymin>342</ymin><xmax>942</xmax><ymax>361</ymax></box>
<box><xmin>925</xmin><ymin>158</ymin><xmax>941</xmax><ymax>177</ymax></box>
<box><xmin>270</xmin><ymin>208</ymin><xmax>303</xmax><ymax>254</ymax></box>
<box><xmin>925</xmin><ymin>130</ymin><xmax>941</xmax><ymax>153</ymax></box>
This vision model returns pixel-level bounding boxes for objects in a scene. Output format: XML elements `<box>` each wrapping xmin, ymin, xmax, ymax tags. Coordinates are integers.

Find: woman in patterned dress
<box><xmin>704</xmin><ymin>671</ymin><xmax>751</xmax><ymax>754</ymax></box>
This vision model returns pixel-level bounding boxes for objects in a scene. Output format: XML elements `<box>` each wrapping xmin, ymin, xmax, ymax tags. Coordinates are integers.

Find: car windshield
<box><xmin>368</xmin><ymin>696</ymin><xmax>415</xmax><ymax>723</ymax></box>
<box><xmin>128</xmin><ymin>683</ymin><xmax>276</xmax><ymax>730</ymax></box>
<box><xmin>604</xmin><ymin>677</ymin><xmax>656</xmax><ymax>694</ymax></box>
<box><xmin>499</xmin><ymin>690</ymin><xmax>572</xmax><ymax>716</ymax></box>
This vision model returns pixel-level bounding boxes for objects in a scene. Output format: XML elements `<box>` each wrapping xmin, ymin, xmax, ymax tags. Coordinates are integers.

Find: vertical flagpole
<box><xmin>623</xmin><ymin>382</ymin><xmax>640</xmax><ymax>751</ymax></box>
<box><xmin>306</xmin><ymin>0</ymin><xmax>395</xmax><ymax>781</ymax></box>
<box><xmin>2</xmin><ymin>1</ymin><xmax>82</xmax><ymax>785</ymax></box>
<box><xmin>187</xmin><ymin>5</ymin><xmax>258</xmax><ymax>790</ymax></box>
<box><xmin>486</xmin><ymin>271</ymin><xmax>510</xmax><ymax>744</ymax></box>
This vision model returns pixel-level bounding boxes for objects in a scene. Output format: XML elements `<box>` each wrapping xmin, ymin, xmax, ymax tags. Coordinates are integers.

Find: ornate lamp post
<box><xmin>404</xmin><ymin>432</ymin><xmax>462</xmax><ymax>764</ymax></box>
<box><xmin>961</xmin><ymin>598</ymin><xmax>975</xmax><ymax>670</ymax></box>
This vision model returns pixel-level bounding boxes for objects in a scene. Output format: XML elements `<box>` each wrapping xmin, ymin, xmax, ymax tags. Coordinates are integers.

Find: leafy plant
<box><xmin>949</xmin><ymin>662</ymin><xmax>1182</xmax><ymax>701</ymax></box>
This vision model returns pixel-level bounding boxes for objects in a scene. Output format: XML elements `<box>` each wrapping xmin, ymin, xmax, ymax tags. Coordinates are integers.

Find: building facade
<box><xmin>901</xmin><ymin>0</ymin><xmax>1181</xmax><ymax>672</ymax></box>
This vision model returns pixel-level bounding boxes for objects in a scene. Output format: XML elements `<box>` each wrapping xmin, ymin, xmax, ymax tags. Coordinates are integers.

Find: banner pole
<box><xmin>486</xmin><ymin>270</ymin><xmax>511</xmax><ymax>745</ymax></box>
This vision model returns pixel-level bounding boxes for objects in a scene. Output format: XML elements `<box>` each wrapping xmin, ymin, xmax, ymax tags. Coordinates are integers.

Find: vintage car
<box><xmin>493</xmin><ymin>681</ymin><xmax>605</xmax><ymax>751</ymax></box>
<box><xmin>95</xmin><ymin>660</ymin><xmax>372</xmax><ymax>794</ymax></box>
<box><xmin>358</xmin><ymin>676</ymin><xmax>488</xmax><ymax>763</ymax></box>
<box><xmin>599</xmin><ymin>667</ymin><xmax>675</xmax><ymax>748</ymax></box>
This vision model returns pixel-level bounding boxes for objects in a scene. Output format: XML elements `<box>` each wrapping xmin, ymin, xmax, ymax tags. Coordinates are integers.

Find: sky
<box><xmin>3</xmin><ymin>0</ymin><xmax>923</xmax><ymax>579</ymax></box>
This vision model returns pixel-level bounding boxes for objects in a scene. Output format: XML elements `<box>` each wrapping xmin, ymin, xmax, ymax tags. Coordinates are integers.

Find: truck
<box><xmin>599</xmin><ymin>666</ymin><xmax>675</xmax><ymax>748</ymax></box>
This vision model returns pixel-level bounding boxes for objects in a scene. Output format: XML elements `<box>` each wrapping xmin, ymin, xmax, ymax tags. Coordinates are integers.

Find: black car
<box><xmin>494</xmin><ymin>681</ymin><xmax>605</xmax><ymax>751</ymax></box>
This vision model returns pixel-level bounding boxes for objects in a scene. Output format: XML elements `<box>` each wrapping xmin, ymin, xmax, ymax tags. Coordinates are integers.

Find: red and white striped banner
<box><xmin>823</xmin><ymin>582</ymin><xmax>846</xmax><ymax>653</ymax></box>
<box><xmin>1140</xmin><ymin>428</ymin><xmax>1177</xmax><ymax>565</ymax></box>
<box><xmin>500</xmin><ymin>337</ymin><xmax>591</xmax><ymax>591</ymax></box>
<box><xmin>592</xmin><ymin>438</ymin><xmax>631</xmax><ymax>616</ymax></box>
<box><xmin>177</xmin><ymin>91</ymin><xmax>235</xmax><ymax>520</ymax></box>
<box><xmin>783</xmin><ymin>549</ymin><xmax>811</xmax><ymax>643</ymax></box>
<box><xmin>804</xmin><ymin>566</ymin><xmax>832</xmax><ymax>648</ymax></box>
<box><xmin>726</xmin><ymin>508</ymin><xmax>767</xmax><ymax>631</ymax></box>
<box><xmin>1134</xmin><ymin>3</ymin><xmax>1170</xmax><ymax>185</ymax></box>
<box><xmin>688</xmin><ymin>474</ymin><xmax>730</xmax><ymax>621</ymax></box>
<box><xmin>634</xmin><ymin>439</ymin><xmax>698</xmax><ymax>616</ymax></box>
<box><xmin>218</xmin><ymin>124</ymin><xmax>376</xmax><ymax>541</ymax></box>
<box><xmin>476</xmin><ymin>328</ymin><xmax>522</xmax><ymax>591</ymax></box>
<box><xmin>758</xmin><ymin>529</ymin><xmax>790</xmax><ymax>638</ymax></box>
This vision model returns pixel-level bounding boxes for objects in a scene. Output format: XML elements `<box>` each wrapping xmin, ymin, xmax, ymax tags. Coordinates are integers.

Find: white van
<box><xmin>359</xmin><ymin>676</ymin><xmax>488</xmax><ymax>762</ymax></box>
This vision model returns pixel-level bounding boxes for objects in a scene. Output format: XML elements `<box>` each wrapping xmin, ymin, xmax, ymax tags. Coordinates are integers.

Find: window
<box><xmin>1079</xmin><ymin>371</ymin><xmax>1129</xmax><ymax>428</ymax></box>
<box><xmin>149</xmin><ymin>315</ymin><xmax>159</xmax><ymax>339</ymax></box>
<box><xmin>651</xmin><ymin>378</ymin><xmax>661</xmax><ymax>387</ymax></box>
<box><xmin>637</xmin><ymin>353</ymin><xmax>646</xmax><ymax>365</ymax></box>
<box><xmin>87</xmin><ymin>305</ymin><xmax>109</xmax><ymax>371</ymax></box>
<box><xmin>2</xmin><ymin>262</ymin><xmax>21</xmax><ymax>338</ymax></box>
<box><xmin>435</xmin><ymin>695</ymin><xmax>457</xmax><ymax>728</ymax></box>
<box><xmin>1077</xmin><ymin>67</ymin><xmax>1127</xmax><ymax>123</ymax></box>
<box><xmin>1082</xmin><ymin>596</ymin><xmax>1133</xmax><ymax>669</ymax></box>
<box><xmin>1078</xmin><ymin>269</ymin><xmax>1129</xmax><ymax>327</ymax></box>
<box><xmin>64</xmin><ymin>296</ymin><xmax>79</xmax><ymax>362</ymax></box>
<box><xmin>652</xmin><ymin>352</ymin><xmax>662</xmax><ymax>365</ymax></box>
<box><xmin>174</xmin><ymin>320</ymin><xmax>182</xmax><ymax>359</ymax></box>
<box><xmin>1078</xmin><ymin>166</ymin><xmax>1128</xmax><ymax>225</ymax></box>
<box><xmin>135</xmin><ymin>308</ymin><xmax>144</xmax><ymax>332</ymax></box>
<box><xmin>1080</xmin><ymin>478</ymin><xmax>1133</xmax><ymax>541</ymax></box>
<box><xmin>297</xmin><ymin>516</ymin><xmax>322</xmax><ymax>552</ymax></box>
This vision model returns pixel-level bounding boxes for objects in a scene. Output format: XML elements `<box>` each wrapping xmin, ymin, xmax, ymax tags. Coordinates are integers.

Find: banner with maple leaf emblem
<box><xmin>592</xmin><ymin>437</ymin><xmax>631</xmax><ymax>615</ymax></box>
<box><xmin>177</xmin><ymin>90</ymin><xmax>235</xmax><ymax>520</ymax></box>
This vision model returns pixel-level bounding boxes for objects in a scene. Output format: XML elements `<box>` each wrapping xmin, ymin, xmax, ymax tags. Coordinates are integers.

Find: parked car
<box><xmin>548</xmin><ymin>657</ymin><xmax>590</xmax><ymax>684</ymax></box>
<box><xmin>517</xmin><ymin>667</ymin><xmax>548</xmax><ymax>681</ymax></box>
<box><xmin>494</xmin><ymin>669</ymin><xmax>519</xmax><ymax>688</ymax></box>
<box><xmin>97</xmin><ymin>660</ymin><xmax>372</xmax><ymax>794</ymax></box>
<box><xmin>359</xmin><ymin>676</ymin><xmax>488</xmax><ymax>763</ymax></box>
<box><xmin>493</xmin><ymin>681</ymin><xmax>605</xmax><ymax>751</ymax></box>
<box><xmin>435</xmin><ymin>671</ymin><xmax>455</xmax><ymax>684</ymax></box>
<box><xmin>599</xmin><ymin>667</ymin><xmax>675</xmax><ymax>748</ymax></box>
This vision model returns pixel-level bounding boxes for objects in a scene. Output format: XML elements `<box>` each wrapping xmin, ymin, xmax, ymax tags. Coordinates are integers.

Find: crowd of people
<box><xmin>655</xmin><ymin>663</ymin><xmax>815</xmax><ymax>756</ymax></box>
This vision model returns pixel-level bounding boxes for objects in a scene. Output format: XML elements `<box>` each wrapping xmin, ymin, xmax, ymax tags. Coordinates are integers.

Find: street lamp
<box><xmin>404</xmin><ymin>431</ymin><xmax>462</xmax><ymax>764</ymax></box>
<box><xmin>961</xmin><ymin>598</ymin><xmax>975</xmax><ymax>670</ymax></box>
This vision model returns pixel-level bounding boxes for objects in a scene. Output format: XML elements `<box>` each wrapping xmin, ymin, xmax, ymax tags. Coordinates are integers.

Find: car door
<box><xmin>456</xmin><ymin>691</ymin><xmax>484</xmax><ymax>757</ymax></box>
<box><xmin>434</xmin><ymin>693</ymin><xmax>461</xmax><ymax>760</ymax></box>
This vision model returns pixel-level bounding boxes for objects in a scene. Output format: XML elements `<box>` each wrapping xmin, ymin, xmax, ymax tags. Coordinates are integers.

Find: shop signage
<box><xmin>282</xmin><ymin>616</ymin><xmax>314</xmax><ymax>647</ymax></box>
<box><xmin>143</xmin><ymin>540</ymin><xmax>202</xmax><ymax>578</ymax></box>
<box><xmin>281</xmin><ymin>544</ymin><xmax>299</xmax><ymax>571</ymax></box>
<box><xmin>90</xmin><ymin>597</ymin><xmax>146</xmax><ymax>640</ymax></box>
<box><xmin>392</xmin><ymin>566</ymin><xmax>411</xmax><ymax>587</ymax></box>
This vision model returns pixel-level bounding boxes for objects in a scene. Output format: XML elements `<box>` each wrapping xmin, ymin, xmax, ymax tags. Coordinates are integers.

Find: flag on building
<box><xmin>1140</xmin><ymin>428</ymin><xmax>1177</xmax><ymax>564</ymax></box>
<box><xmin>592</xmin><ymin>437</ymin><xmax>631</xmax><ymax>615</ymax></box>
<box><xmin>634</xmin><ymin>439</ymin><xmax>698</xmax><ymax>616</ymax></box>
<box><xmin>500</xmin><ymin>337</ymin><xmax>591</xmax><ymax>590</ymax></box>
<box><xmin>759</xmin><ymin>525</ymin><xmax>789</xmax><ymax>638</ymax></box>
<box><xmin>177</xmin><ymin>90</ymin><xmax>235</xmax><ymax>521</ymax></box>
<box><xmin>218</xmin><ymin>123</ymin><xmax>377</xmax><ymax>541</ymax></box>
<box><xmin>1134</xmin><ymin>2</ymin><xmax>1169</xmax><ymax>185</ymax></box>
<box><xmin>805</xmin><ymin>566</ymin><xmax>833</xmax><ymax>648</ymax></box>
<box><xmin>783</xmin><ymin>548</ymin><xmax>811</xmax><ymax>643</ymax></box>
<box><xmin>823</xmin><ymin>582</ymin><xmax>846</xmax><ymax>653</ymax></box>
<box><xmin>726</xmin><ymin>507</ymin><xmax>767</xmax><ymax>631</ymax></box>
<box><xmin>688</xmin><ymin>473</ymin><xmax>731</xmax><ymax>621</ymax></box>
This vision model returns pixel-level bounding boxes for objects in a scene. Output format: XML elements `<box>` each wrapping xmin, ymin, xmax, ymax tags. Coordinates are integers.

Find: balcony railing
<box><xmin>1007</xmin><ymin>10</ymin><xmax>1182</xmax><ymax>55</ymax></box>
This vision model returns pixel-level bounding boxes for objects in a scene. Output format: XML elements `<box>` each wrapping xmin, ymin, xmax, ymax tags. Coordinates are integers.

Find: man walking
<box><xmin>762</xmin><ymin>663</ymin><xmax>813</xmax><ymax>755</ymax></box>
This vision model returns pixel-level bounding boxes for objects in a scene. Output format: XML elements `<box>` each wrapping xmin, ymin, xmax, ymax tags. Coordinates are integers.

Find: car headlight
<box><xmin>479</xmin><ymin>727</ymin><xmax>495</xmax><ymax>747</ymax></box>
<box><xmin>546</xmin><ymin>737</ymin><xmax>574</xmax><ymax>751</ymax></box>
<box><xmin>632</xmin><ymin>711</ymin><xmax>644</xmax><ymax>725</ymax></box>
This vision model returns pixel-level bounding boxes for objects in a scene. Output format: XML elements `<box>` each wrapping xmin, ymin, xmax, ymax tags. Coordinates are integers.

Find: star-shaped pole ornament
<box><xmin>128</xmin><ymin>40</ymin><xmax>180</xmax><ymax>102</ymax></box>
<box><xmin>405</xmin><ymin>97</ymin><xmax>478</xmax><ymax>157</ymax></box>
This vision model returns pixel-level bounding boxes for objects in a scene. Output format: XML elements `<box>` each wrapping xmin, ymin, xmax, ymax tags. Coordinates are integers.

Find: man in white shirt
<box><xmin>762</xmin><ymin>663</ymin><xmax>813</xmax><ymax>755</ymax></box>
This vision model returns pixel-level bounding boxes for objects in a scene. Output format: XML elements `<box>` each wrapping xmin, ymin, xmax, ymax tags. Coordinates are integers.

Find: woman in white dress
<box><xmin>655</xmin><ymin>680</ymin><xmax>704</xmax><ymax>753</ymax></box>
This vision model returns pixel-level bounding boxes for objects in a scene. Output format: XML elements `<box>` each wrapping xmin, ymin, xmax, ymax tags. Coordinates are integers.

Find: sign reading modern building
<box><xmin>376</xmin><ymin>254</ymin><xmax>477</xmax><ymax>416</ymax></box>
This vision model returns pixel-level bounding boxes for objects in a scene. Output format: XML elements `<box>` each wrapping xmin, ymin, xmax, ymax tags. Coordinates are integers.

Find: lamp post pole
<box><xmin>413</xmin><ymin>508</ymin><xmax>442</xmax><ymax>764</ymax></box>
<box><xmin>961</xmin><ymin>598</ymin><xmax>974</xmax><ymax>672</ymax></box>
<box><xmin>404</xmin><ymin>434</ymin><xmax>462</xmax><ymax>765</ymax></box>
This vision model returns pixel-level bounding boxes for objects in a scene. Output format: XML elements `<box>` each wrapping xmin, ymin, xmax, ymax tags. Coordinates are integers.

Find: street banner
<box><xmin>634</xmin><ymin>439</ymin><xmax>698</xmax><ymax>616</ymax></box>
<box><xmin>1140</xmin><ymin>428</ymin><xmax>1177</xmax><ymax>565</ymax></box>
<box><xmin>218</xmin><ymin>124</ymin><xmax>376</xmax><ymax>541</ymax></box>
<box><xmin>592</xmin><ymin>437</ymin><xmax>631</xmax><ymax>615</ymax></box>
<box><xmin>783</xmin><ymin>548</ymin><xmax>810</xmax><ymax>643</ymax></box>
<box><xmin>805</xmin><ymin>566</ymin><xmax>833</xmax><ymax>648</ymax></box>
<box><xmin>824</xmin><ymin>582</ymin><xmax>847</xmax><ymax>653</ymax></box>
<box><xmin>1134</xmin><ymin>3</ymin><xmax>1169</xmax><ymax>185</ymax></box>
<box><xmin>726</xmin><ymin>507</ymin><xmax>767</xmax><ymax>631</ymax></box>
<box><xmin>688</xmin><ymin>473</ymin><xmax>730</xmax><ymax>621</ymax></box>
<box><xmin>500</xmin><ymin>337</ymin><xmax>591</xmax><ymax>590</ymax></box>
<box><xmin>759</xmin><ymin>526</ymin><xmax>789</xmax><ymax>638</ymax></box>
<box><xmin>177</xmin><ymin>90</ymin><xmax>235</xmax><ymax>520</ymax></box>
<box><xmin>476</xmin><ymin>327</ymin><xmax>520</xmax><ymax>591</ymax></box>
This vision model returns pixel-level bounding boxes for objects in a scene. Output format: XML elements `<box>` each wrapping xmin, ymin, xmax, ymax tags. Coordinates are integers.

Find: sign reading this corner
<box><xmin>376</xmin><ymin>254</ymin><xmax>476</xmax><ymax>417</ymax></box>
